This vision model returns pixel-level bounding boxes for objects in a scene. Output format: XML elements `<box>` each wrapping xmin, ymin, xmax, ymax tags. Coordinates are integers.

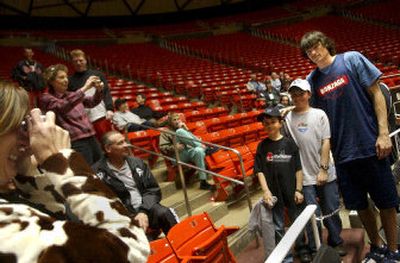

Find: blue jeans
<box><xmin>272</xmin><ymin>202</ymin><xmax>308</xmax><ymax>262</ymax></box>
<box><xmin>303</xmin><ymin>181</ymin><xmax>343</xmax><ymax>251</ymax></box>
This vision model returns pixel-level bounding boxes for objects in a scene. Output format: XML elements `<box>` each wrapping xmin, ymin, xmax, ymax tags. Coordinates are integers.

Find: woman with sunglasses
<box><xmin>0</xmin><ymin>82</ymin><xmax>149</xmax><ymax>262</ymax></box>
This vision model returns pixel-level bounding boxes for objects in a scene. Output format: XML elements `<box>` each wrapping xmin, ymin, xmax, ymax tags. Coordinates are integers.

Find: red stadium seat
<box><xmin>148</xmin><ymin>238</ymin><xmax>179</xmax><ymax>263</ymax></box>
<box><xmin>167</xmin><ymin>212</ymin><xmax>238</xmax><ymax>262</ymax></box>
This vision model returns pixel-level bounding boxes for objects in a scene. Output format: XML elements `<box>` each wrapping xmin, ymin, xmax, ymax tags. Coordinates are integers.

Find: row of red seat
<box><xmin>263</xmin><ymin>15</ymin><xmax>400</xmax><ymax>67</ymax></box>
<box><xmin>187</xmin><ymin>110</ymin><xmax>262</xmax><ymax>135</ymax></box>
<box><xmin>148</xmin><ymin>212</ymin><xmax>238</xmax><ymax>263</ymax></box>
<box><xmin>348</xmin><ymin>0</ymin><xmax>400</xmax><ymax>26</ymax></box>
<box><xmin>206</xmin><ymin>142</ymin><xmax>260</xmax><ymax>201</ymax></box>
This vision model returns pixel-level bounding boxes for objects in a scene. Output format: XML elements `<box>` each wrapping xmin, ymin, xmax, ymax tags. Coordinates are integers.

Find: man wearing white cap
<box><xmin>286</xmin><ymin>79</ymin><xmax>345</xmax><ymax>258</ymax></box>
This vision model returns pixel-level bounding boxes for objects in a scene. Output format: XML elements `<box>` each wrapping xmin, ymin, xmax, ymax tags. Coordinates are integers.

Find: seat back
<box><xmin>167</xmin><ymin>212</ymin><xmax>238</xmax><ymax>263</ymax></box>
<box><xmin>148</xmin><ymin>238</ymin><xmax>179</xmax><ymax>263</ymax></box>
<box><xmin>192</xmin><ymin>226</ymin><xmax>234</xmax><ymax>263</ymax></box>
<box><xmin>167</xmin><ymin>213</ymin><xmax>216</xmax><ymax>256</ymax></box>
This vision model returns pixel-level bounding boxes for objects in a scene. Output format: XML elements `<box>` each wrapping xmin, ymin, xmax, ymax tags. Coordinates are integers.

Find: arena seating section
<box><xmin>1</xmin><ymin>0</ymin><xmax>400</xmax><ymax>207</ymax></box>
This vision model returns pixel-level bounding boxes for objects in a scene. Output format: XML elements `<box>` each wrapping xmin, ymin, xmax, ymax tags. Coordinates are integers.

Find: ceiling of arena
<box><xmin>0</xmin><ymin>0</ymin><xmax>248</xmax><ymax>17</ymax></box>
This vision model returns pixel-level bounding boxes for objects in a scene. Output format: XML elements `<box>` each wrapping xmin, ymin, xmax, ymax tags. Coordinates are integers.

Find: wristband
<box><xmin>320</xmin><ymin>164</ymin><xmax>329</xmax><ymax>171</ymax></box>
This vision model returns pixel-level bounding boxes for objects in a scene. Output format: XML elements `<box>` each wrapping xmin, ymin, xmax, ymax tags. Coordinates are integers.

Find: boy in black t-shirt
<box><xmin>254</xmin><ymin>106</ymin><xmax>310</xmax><ymax>262</ymax></box>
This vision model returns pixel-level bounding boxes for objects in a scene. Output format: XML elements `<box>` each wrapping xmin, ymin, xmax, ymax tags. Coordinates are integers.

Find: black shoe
<box><xmin>298</xmin><ymin>251</ymin><xmax>312</xmax><ymax>263</ymax></box>
<box><xmin>333</xmin><ymin>244</ymin><xmax>347</xmax><ymax>257</ymax></box>
<box><xmin>200</xmin><ymin>180</ymin><xmax>216</xmax><ymax>191</ymax></box>
<box><xmin>205</xmin><ymin>146</ymin><xmax>220</xmax><ymax>155</ymax></box>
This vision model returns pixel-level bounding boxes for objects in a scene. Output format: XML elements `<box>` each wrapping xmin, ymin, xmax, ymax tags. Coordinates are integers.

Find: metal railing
<box><xmin>265</xmin><ymin>205</ymin><xmax>319</xmax><ymax>263</ymax></box>
<box><xmin>124</xmin><ymin>122</ymin><xmax>254</xmax><ymax>217</ymax></box>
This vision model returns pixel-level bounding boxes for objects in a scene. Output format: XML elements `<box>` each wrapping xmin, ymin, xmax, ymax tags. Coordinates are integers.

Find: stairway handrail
<box><xmin>265</xmin><ymin>205</ymin><xmax>319</xmax><ymax>263</ymax></box>
<box><xmin>124</xmin><ymin>121</ymin><xmax>254</xmax><ymax>217</ymax></box>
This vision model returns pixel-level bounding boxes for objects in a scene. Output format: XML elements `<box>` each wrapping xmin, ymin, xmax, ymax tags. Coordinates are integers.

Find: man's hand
<box><xmin>106</xmin><ymin>110</ymin><xmax>114</xmax><ymax>120</ymax></box>
<box><xmin>134</xmin><ymin>212</ymin><xmax>149</xmax><ymax>232</ymax></box>
<box><xmin>262</xmin><ymin>190</ymin><xmax>273</xmax><ymax>205</ymax></box>
<box><xmin>316</xmin><ymin>170</ymin><xmax>328</xmax><ymax>186</ymax></box>
<box><xmin>376</xmin><ymin>134</ymin><xmax>392</xmax><ymax>159</ymax></box>
<box><xmin>176</xmin><ymin>142</ymin><xmax>185</xmax><ymax>151</ymax></box>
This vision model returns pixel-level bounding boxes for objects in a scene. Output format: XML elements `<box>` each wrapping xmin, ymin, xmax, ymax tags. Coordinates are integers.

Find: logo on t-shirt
<box><xmin>317</xmin><ymin>75</ymin><xmax>349</xmax><ymax>97</ymax></box>
<box><xmin>265</xmin><ymin>151</ymin><xmax>292</xmax><ymax>162</ymax></box>
<box><xmin>136</xmin><ymin>167</ymin><xmax>144</xmax><ymax>177</ymax></box>
<box><xmin>297</xmin><ymin>122</ymin><xmax>308</xmax><ymax>133</ymax></box>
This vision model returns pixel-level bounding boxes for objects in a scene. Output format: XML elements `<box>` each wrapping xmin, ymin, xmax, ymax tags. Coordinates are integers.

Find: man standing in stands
<box><xmin>12</xmin><ymin>48</ymin><xmax>45</xmax><ymax>107</ymax></box>
<box><xmin>68</xmin><ymin>49</ymin><xmax>114</xmax><ymax>140</ymax></box>
<box><xmin>301</xmin><ymin>31</ymin><xmax>399</xmax><ymax>262</ymax></box>
<box><xmin>159</xmin><ymin>113</ymin><xmax>216</xmax><ymax>191</ymax></box>
<box><xmin>93</xmin><ymin>131</ymin><xmax>178</xmax><ymax>239</ymax></box>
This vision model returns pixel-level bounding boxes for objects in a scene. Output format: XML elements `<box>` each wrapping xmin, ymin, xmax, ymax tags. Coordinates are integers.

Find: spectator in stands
<box><xmin>11</xmin><ymin>48</ymin><xmax>45</xmax><ymax>107</ymax></box>
<box><xmin>301</xmin><ymin>31</ymin><xmax>399</xmax><ymax>262</ymax></box>
<box><xmin>285</xmin><ymin>79</ymin><xmax>346</xmax><ymax>257</ymax></box>
<box><xmin>69</xmin><ymin>49</ymin><xmax>114</xmax><ymax>140</ymax></box>
<box><xmin>271</xmin><ymin>72</ymin><xmax>282</xmax><ymax>92</ymax></box>
<box><xmin>281</xmin><ymin>73</ymin><xmax>293</xmax><ymax>92</ymax></box>
<box><xmin>246</xmin><ymin>73</ymin><xmax>266</xmax><ymax>97</ymax></box>
<box><xmin>264</xmin><ymin>79</ymin><xmax>281</xmax><ymax>107</ymax></box>
<box><xmin>41</xmin><ymin>64</ymin><xmax>103</xmax><ymax>165</ymax></box>
<box><xmin>278</xmin><ymin>94</ymin><xmax>291</xmax><ymax>108</ymax></box>
<box><xmin>131</xmin><ymin>94</ymin><xmax>166</xmax><ymax>127</ymax></box>
<box><xmin>254</xmin><ymin>106</ymin><xmax>309</xmax><ymax>263</ymax></box>
<box><xmin>0</xmin><ymin>82</ymin><xmax>149</xmax><ymax>262</ymax></box>
<box><xmin>159</xmin><ymin>113</ymin><xmax>216</xmax><ymax>191</ymax></box>
<box><xmin>93</xmin><ymin>131</ymin><xmax>179</xmax><ymax>239</ymax></box>
<box><xmin>113</xmin><ymin>98</ymin><xmax>154</xmax><ymax>132</ymax></box>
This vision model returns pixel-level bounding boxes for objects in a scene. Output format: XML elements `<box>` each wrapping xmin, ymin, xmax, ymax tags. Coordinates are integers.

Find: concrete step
<box><xmin>159</xmin><ymin>181</ymin><xmax>176</xmax><ymax>199</ymax></box>
<box><xmin>214</xmin><ymin>188</ymin><xmax>264</xmax><ymax>256</ymax></box>
<box><xmin>150</xmin><ymin>157</ymin><xmax>167</xmax><ymax>183</ymax></box>
<box><xmin>160</xmin><ymin>184</ymin><xmax>214</xmax><ymax>218</ymax></box>
<box><xmin>190</xmin><ymin>201</ymin><xmax>229</xmax><ymax>223</ymax></box>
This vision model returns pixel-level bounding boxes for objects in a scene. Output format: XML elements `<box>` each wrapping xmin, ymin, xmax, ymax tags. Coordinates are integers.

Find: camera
<box><xmin>21</xmin><ymin>115</ymin><xmax>46</xmax><ymax>132</ymax></box>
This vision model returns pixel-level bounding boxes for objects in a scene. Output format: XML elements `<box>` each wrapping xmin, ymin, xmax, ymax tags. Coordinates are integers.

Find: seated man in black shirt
<box><xmin>131</xmin><ymin>94</ymin><xmax>166</xmax><ymax>127</ymax></box>
<box><xmin>93</xmin><ymin>131</ymin><xmax>178</xmax><ymax>239</ymax></box>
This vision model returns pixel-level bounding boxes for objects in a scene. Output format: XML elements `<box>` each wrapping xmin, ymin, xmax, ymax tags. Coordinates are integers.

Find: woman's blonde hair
<box><xmin>0</xmin><ymin>82</ymin><xmax>29</xmax><ymax>136</ymax></box>
<box><xmin>43</xmin><ymin>64</ymin><xmax>68</xmax><ymax>90</ymax></box>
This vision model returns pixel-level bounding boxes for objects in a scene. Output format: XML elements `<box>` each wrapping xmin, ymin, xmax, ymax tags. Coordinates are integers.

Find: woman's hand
<box><xmin>29</xmin><ymin>109</ymin><xmax>70</xmax><ymax>164</ymax></box>
<box><xmin>81</xmin><ymin>76</ymin><xmax>102</xmax><ymax>92</ymax></box>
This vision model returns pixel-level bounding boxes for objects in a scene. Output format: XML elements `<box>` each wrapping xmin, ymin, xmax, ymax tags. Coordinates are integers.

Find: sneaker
<box><xmin>383</xmin><ymin>250</ymin><xmax>400</xmax><ymax>263</ymax></box>
<box><xmin>298</xmin><ymin>251</ymin><xmax>312</xmax><ymax>263</ymax></box>
<box><xmin>199</xmin><ymin>180</ymin><xmax>216</xmax><ymax>191</ymax></box>
<box><xmin>205</xmin><ymin>146</ymin><xmax>220</xmax><ymax>156</ymax></box>
<box><xmin>362</xmin><ymin>244</ymin><xmax>388</xmax><ymax>263</ymax></box>
<box><xmin>334</xmin><ymin>244</ymin><xmax>348</xmax><ymax>257</ymax></box>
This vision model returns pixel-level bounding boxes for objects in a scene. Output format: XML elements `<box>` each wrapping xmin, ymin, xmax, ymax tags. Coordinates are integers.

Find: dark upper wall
<box><xmin>0</xmin><ymin>0</ymin><xmax>287</xmax><ymax>29</ymax></box>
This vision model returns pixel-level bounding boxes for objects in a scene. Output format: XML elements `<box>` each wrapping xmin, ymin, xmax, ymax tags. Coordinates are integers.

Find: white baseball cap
<box><xmin>288</xmin><ymin>79</ymin><xmax>311</xmax><ymax>93</ymax></box>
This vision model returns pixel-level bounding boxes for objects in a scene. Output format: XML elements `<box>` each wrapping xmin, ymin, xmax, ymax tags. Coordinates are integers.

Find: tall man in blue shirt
<box><xmin>301</xmin><ymin>31</ymin><xmax>399</xmax><ymax>262</ymax></box>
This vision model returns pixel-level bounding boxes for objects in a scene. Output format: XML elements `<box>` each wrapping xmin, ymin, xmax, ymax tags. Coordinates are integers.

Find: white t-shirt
<box><xmin>286</xmin><ymin>108</ymin><xmax>336</xmax><ymax>186</ymax></box>
<box><xmin>113</xmin><ymin>111</ymin><xmax>146</xmax><ymax>131</ymax></box>
<box><xmin>84</xmin><ymin>86</ymin><xmax>107</xmax><ymax>122</ymax></box>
